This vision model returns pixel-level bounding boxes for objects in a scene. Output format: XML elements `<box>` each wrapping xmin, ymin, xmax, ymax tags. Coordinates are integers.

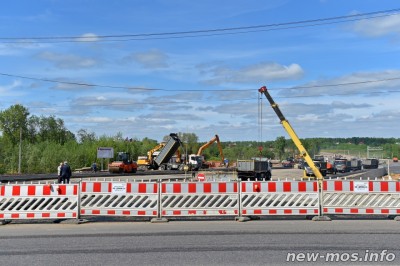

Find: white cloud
<box><xmin>124</xmin><ymin>49</ymin><xmax>169</xmax><ymax>69</ymax></box>
<box><xmin>72</xmin><ymin>117</ymin><xmax>113</xmax><ymax>123</ymax></box>
<box><xmin>37</xmin><ymin>51</ymin><xmax>100</xmax><ymax>69</ymax></box>
<box><xmin>202</xmin><ymin>62</ymin><xmax>304</xmax><ymax>85</ymax></box>
<box><xmin>280</xmin><ymin>70</ymin><xmax>400</xmax><ymax>98</ymax></box>
<box><xmin>351</xmin><ymin>13</ymin><xmax>400</xmax><ymax>37</ymax></box>
<box><xmin>0</xmin><ymin>80</ymin><xmax>23</xmax><ymax>96</ymax></box>
<box><xmin>75</xmin><ymin>33</ymin><xmax>100</xmax><ymax>42</ymax></box>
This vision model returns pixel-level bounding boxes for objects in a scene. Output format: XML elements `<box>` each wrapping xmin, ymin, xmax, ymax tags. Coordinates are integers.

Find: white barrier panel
<box><xmin>241</xmin><ymin>181</ymin><xmax>320</xmax><ymax>216</ymax></box>
<box><xmin>161</xmin><ymin>182</ymin><xmax>239</xmax><ymax>216</ymax></box>
<box><xmin>80</xmin><ymin>181</ymin><xmax>159</xmax><ymax>217</ymax></box>
<box><xmin>0</xmin><ymin>184</ymin><xmax>78</xmax><ymax>219</ymax></box>
<box><xmin>323</xmin><ymin>180</ymin><xmax>400</xmax><ymax>215</ymax></box>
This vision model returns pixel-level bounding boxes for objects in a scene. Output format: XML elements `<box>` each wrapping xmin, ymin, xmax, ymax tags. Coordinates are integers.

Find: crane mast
<box><xmin>258</xmin><ymin>86</ymin><xmax>323</xmax><ymax>180</ymax></box>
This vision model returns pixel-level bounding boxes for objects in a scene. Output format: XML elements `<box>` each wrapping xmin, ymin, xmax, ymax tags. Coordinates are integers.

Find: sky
<box><xmin>1</xmin><ymin>0</ymin><xmax>400</xmax><ymax>142</ymax></box>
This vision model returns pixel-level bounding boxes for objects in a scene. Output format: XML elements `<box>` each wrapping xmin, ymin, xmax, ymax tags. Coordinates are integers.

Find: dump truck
<box><xmin>334</xmin><ymin>159</ymin><xmax>351</xmax><ymax>173</ymax></box>
<box><xmin>149</xmin><ymin>133</ymin><xmax>182</xmax><ymax>170</ymax></box>
<box><xmin>304</xmin><ymin>161</ymin><xmax>327</xmax><ymax>177</ymax></box>
<box><xmin>350</xmin><ymin>158</ymin><xmax>362</xmax><ymax>171</ymax></box>
<box><xmin>362</xmin><ymin>158</ymin><xmax>379</xmax><ymax>169</ymax></box>
<box><xmin>237</xmin><ymin>159</ymin><xmax>272</xmax><ymax>181</ymax></box>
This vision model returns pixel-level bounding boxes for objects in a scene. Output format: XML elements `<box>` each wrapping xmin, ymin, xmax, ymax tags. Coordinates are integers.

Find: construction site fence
<box><xmin>1</xmin><ymin>178</ymin><xmax>399</xmax><ymax>222</ymax></box>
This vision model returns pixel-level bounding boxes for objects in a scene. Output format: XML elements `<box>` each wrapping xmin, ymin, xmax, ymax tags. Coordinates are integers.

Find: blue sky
<box><xmin>1</xmin><ymin>0</ymin><xmax>400</xmax><ymax>142</ymax></box>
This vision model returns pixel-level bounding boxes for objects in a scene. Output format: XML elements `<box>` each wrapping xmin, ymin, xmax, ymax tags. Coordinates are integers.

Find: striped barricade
<box><xmin>161</xmin><ymin>182</ymin><xmax>239</xmax><ymax>216</ymax></box>
<box><xmin>240</xmin><ymin>181</ymin><xmax>320</xmax><ymax>216</ymax></box>
<box><xmin>323</xmin><ymin>180</ymin><xmax>400</xmax><ymax>215</ymax></box>
<box><xmin>80</xmin><ymin>181</ymin><xmax>158</xmax><ymax>217</ymax></box>
<box><xmin>0</xmin><ymin>183</ymin><xmax>78</xmax><ymax>220</ymax></box>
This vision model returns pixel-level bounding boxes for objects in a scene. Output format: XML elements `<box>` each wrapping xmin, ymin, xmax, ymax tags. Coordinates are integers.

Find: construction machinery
<box><xmin>362</xmin><ymin>158</ymin><xmax>379</xmax><ymax>169</ymax></box>
<box><xmin>149</xmin><ymin>133</ymin><xmax>182</xmax><ymax>170</ymax></box>
<box><xmin>108</xmin><ymin>152</ymin><xmax>138</xmax><ymax>173</ymax></box>
<box><xmin>137</xmin><ymin>143</ymin><xmax>166</xmax><ymax>170</ymax></box>
<box><xmin>304</xmin><ymin>161</ymin><xmax>327</xmax><ymax>177</ymax></box>
<box><xmin>334</xmin><ymin>158</ymin><xmax>351</xmax><ymax>173</ymax></box>
<box><xmin>259</xmin><ymin>86</ymin><xmax>323</xmax><ymax>180</ymax></box>
<box><xmin>237</xmin><ymin>159</ymin><xmax>272</xmax><ymax>181</ymax></box>
<box><xmin>194</xmin><ymin>134</ymin><xmax>225</xmax><ymax>168</ymax></box>
<box><xmin>350</xmin><ymin>158</ymin><xmax>362</xmax><ymax>171</ymax></box>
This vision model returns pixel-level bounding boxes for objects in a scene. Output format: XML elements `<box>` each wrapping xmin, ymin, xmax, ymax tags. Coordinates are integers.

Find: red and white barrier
<box><xmin>240</xmin><ymin>181</ymin><xmax>320</xmax><ymax>216</ymax></box>
<box><xmin>3</xmin><ymin>179</ymin><xmax>399</xmax><ymax>222</ymax></box>
<box><xmin>0</xmin><ymin>184</ymin><xmax>78</xmax><ymax>220</ymax></box>
<box><xmin>80</xmin><ymin>181</ymin><xmax>159</xmax><ymax>217</ymax></box>
<box><xmin>323</xmin><ymin>180</ymin><xmax>400</xmax><ymax>215</ymax></box>
<box><xmin>161</xmin><ymin>182</ymin><xmax>239</xmax><ymax>216</ymax></box>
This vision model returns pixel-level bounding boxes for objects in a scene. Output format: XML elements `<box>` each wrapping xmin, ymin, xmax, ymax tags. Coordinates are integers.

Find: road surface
<box><xmin>1</xmin><ymin>218</ymin><xmax>400</xmax><ymax>265</ymax></box>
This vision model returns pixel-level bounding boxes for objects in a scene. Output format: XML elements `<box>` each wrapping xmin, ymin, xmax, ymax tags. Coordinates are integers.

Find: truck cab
<box><xmin>334</xmin><ymin>159</ymin><xmax>351</xmax><ymax>173</ymax></box>
<box><xmin>304</xmin><ymin>161</ymin><xmax>327</xmax><ymax>177</ymax></box>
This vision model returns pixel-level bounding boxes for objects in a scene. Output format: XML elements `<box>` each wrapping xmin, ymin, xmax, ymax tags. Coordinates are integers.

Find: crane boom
<box><xmin>258</xmin><ymin>86</ymin><xmax>323</xmax><ymax>180</ymax></box>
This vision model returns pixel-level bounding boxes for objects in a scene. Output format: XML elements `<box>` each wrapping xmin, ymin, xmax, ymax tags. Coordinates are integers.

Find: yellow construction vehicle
<box><xmin>258</xmin><ymin>86</ymin><xmax>323</xmax><ymax>180</ymax></box>
<box><xmin>195</xmin><ymin>134</ymin><xmax>225</xmax><ymax>168</ymax></box>
<box><xmin>137</xmin><ymin>143</ymin><xmax>166</xmax><ymax>170</ymax></box>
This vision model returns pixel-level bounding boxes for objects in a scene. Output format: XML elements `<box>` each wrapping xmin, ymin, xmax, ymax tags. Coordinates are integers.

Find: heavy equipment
<box><xmin>108</xmin><ymin>152</ymin><xmax>138</xmax><ymax>173</ymax></box>
<box><xmin>350</xmin><ymin>158</ymin><xmax>362</xmax><ymax>171</ymax></box>
<box><xmin>137</xmin><ymin>143</ymin><xmax>166</xmax><ymax>170</ymax></box>
<box><xmin>362</xmin><ymin>158</ymin><xmax>379</xmax><ymax>169</ymax></box>
<box><xmin>149</xmin><ymin>133</ymin><xmax>182</xmax><ymax>170</ymax></box>
<box><xmin>304</xmin><ymin>161</ymin><xmax>327</xmax><ymax>177</ymax></box>
<box><xmin>237</xmin><ymin>159</ymin><xmax>272</xmax><ymax>181</ymax></box>
<box><xmin>258</xmin><ymin>86</ymin><xmax>323</xmax><ymax>180</ymax></box>
<box><xmin>194</xmin><ymin>134</ymin><xmax>225</xmax><ymax>168</ymax></box>
<box><xmin>334</xmin><ymin>158</ymin><xmax>351</xmax><ymax>173</ymax></box>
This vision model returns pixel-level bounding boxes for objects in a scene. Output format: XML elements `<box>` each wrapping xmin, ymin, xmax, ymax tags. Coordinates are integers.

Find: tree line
<box><xmin>1</xmin><ymin>104</ymin><xmax>399</xmax><ymax>174</ymax></box>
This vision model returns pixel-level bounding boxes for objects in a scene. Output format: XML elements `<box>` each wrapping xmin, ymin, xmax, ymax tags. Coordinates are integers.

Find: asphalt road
<box><xmin>1</xmin><ymin>219</ymin><xmax>400</xmax><ymax>265</ymax></box>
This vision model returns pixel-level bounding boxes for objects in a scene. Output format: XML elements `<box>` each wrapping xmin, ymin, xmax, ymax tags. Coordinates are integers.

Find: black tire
<box><xmin>160</xmin><ymin>165</ymin><xmax>166</xmax><ymax>170</ymax></box>
<box><xmin>265</xmin><ymin>172</ymin><xmax>272</xmax><ymax>181</ymax></box>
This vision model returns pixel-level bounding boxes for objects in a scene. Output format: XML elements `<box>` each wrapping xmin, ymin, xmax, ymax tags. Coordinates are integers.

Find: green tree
<box><xmin>274</xmin><ymin>136</ymin><xmax>286</xmax><ymax>160</ymax></box>
<box><xmin>77</xmin><ymin>129</ymin><xmax>97</xmax><ymax>143</ymax></box>
<box><xmin>0</xmin><ymin>104</ymin><xmax>29</xmax><ymax>145</ymax></box>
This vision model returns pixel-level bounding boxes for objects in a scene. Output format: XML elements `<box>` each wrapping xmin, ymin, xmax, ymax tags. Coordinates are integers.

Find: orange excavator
<box><xmin>196</xmin><ymin>134</ymin><xmax>225</xmax><ymax>168</ymax></box>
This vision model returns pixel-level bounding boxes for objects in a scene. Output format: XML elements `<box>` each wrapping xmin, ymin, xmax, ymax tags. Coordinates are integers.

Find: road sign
<box><xmin>197</xmin><ymin>173</ymin><xmax>205</xmax><ymax>181</ymax></box>
<box><xmin>97</xmin><ymin>147</ymin><xmax>114</xmax><ymax>158</ymax></box>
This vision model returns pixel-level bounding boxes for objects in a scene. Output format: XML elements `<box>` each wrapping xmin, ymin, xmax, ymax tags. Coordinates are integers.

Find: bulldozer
<box><xmin>108</xmin><ymin>152</ymin><xmax>138</xmax><ymax>173</ymax></box>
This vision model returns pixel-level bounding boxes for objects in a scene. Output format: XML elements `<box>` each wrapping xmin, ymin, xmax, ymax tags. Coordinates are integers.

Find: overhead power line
<box><xmin>1</xmin><ymin>72</ymin><xmax>400</xmax><ymax>93</ymax></box>
<box><xmin>0</xmin><ymin>8</ymin><xmax>399</xmax><ymax>43</ymax></box>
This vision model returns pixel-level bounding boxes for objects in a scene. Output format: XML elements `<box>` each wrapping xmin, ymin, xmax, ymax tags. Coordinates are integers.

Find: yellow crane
<box><xmin>258</xmin><ymin>86</ymin><xmax>323</xmax><ymax>180</ymax></box>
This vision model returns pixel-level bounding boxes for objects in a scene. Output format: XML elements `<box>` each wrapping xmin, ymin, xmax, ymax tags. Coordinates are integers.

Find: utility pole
<box><xmin>18</xmin><ymin>126</ymin><xmax>22</xmax><ymax>174</ymax></box>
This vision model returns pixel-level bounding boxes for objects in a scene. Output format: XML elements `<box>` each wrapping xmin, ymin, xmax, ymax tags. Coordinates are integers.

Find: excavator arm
<box><xmin>147</xmin><ymin>143</ymin><xmax>166</xmax><ymax>164</ymax></box>
<box><xmin>197</xmin><ymin>135</ymin><xmax>225</xmax><ymax>164</ymax></box>
<box><xmin>258</xmin><ymin>86</ymin><xmax>323</xmax><ymax>180</ymax></box>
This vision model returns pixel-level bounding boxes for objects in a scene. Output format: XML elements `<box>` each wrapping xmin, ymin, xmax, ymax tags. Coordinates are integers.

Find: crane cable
<box><xmin>258</xmin><ymin>92</ymin><xmax>263</xmax><ymax>154</ymax></box>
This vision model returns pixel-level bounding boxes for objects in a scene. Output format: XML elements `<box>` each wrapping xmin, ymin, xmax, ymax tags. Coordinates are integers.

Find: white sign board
<box><xmin>354</xmin><ymin>181</ymin><xmax>369</xmax><ymax>193</ymax></box>
<box><xmin>111</xmin><ymin>183</ymin><xmax>127</xmax><ymax>194</ymax></box>
<box><xmin>97</xmin><ymin>147</ymin><xmax>114</xmax><ymax>159</ymax></box>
